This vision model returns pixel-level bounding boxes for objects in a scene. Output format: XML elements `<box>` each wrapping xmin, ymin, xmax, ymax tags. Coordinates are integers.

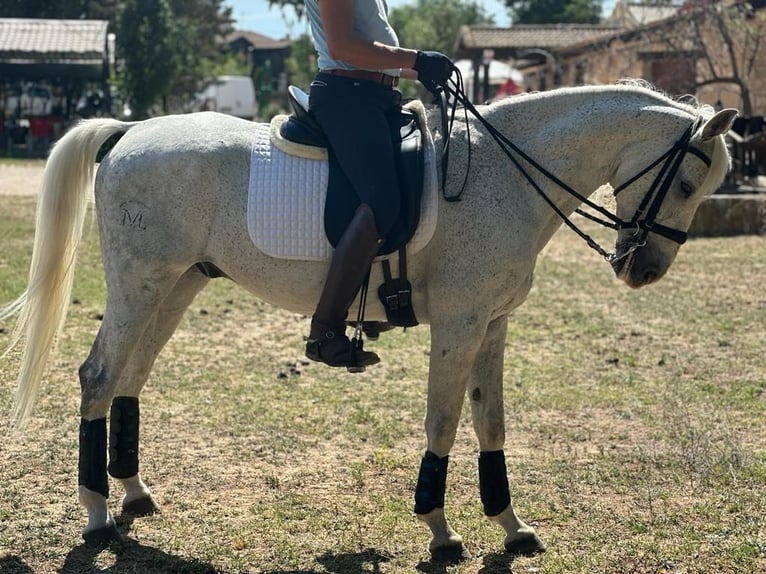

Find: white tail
<box><xmin>1</xmin><ymin>118</ymin><xmax>132</xmax><ymax>427</ymax></box>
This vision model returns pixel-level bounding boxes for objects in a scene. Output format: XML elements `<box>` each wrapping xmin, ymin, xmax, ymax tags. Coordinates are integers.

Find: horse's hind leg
<box><xmin>469</xmin><ymin>315</ymin><xmax>545</xmax><ymax>557</ymax></box>
<box><xmin>109</xmin><ymin>268</ymin><xmax>209</xmax><ymax>517</ymax></box>
<box><xmin>78</xmin><ymin>266</ymin><xmax>203</xmax><ymax>546</ymax></box>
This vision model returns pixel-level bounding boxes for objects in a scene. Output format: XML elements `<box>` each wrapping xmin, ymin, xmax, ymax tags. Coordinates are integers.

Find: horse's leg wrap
<box><xmin>107</xmin><ymin>396</ymin><xmax>139</xmax><ymax>479</ymax></box>
<box><xmin>79</xmin><ymin>418</ymin><xmax>109</xmax><ymax>498</ymax></box>
<box><xmin>414</xmin><ymin>451</ymin><xmax>449</xmax><ymax>515</ymax></box>
<box><xmin>479</xmin><ymin>450</ymin><xmax>511</xmax><ymax>517</ymax></box>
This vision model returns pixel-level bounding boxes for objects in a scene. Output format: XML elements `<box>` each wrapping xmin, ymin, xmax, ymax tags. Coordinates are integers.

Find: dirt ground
<box><xmin>0</xmin><ymin>161</ymin><xmax>44</xmax><ymax>196</ymax></box>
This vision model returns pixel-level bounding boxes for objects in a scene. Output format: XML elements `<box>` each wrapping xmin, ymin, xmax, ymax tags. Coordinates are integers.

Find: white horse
<box><xmin>1</xmin><ymin>82</ymin><xmax>735</xmax><ymax>561</ymax></box>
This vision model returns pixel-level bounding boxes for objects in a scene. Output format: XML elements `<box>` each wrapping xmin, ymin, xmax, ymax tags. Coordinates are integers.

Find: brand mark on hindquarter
<box><xmin>119</xmin><ymin>201</ymin><xmax>148</xmax><ymax>230</ymax></box>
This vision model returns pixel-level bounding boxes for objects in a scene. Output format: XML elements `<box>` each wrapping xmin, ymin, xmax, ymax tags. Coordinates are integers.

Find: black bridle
<box><xmin>435</xmin><ymin>72</ymin><xmax>713</xmax><ymax>262</ymax></box>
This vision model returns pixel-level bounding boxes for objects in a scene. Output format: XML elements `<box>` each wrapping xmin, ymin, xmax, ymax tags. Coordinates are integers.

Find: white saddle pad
<box><xmin>247</xmin><ymin>100</ymin><xmax>438</xmax><ymax>261</ymax></box>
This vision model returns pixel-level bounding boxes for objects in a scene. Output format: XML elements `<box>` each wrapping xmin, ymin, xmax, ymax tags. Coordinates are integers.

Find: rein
<box><xmin>434</xmin><ymin>71</ymin><xmax>712</xmax><ymax>262</ymax></box>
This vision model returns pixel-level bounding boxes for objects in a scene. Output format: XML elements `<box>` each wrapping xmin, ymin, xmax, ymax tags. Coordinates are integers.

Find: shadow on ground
<box><xmin>59</xmin><ymin>515</ymin><xmax>222</xmax><ymax>574</ymax></box>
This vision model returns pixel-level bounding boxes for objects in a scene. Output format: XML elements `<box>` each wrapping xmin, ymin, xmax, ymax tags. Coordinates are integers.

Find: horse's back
<box><xmin>103</xmin><ymin>111</ymin><xmax>257</xmax><ymax>167</ymax></box>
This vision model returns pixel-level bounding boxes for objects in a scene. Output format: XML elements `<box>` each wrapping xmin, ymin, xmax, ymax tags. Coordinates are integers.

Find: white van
<box><xmin>197</xmin><ymin>75</ymin><xmax>257</xmax><ymax>120</ymax></box>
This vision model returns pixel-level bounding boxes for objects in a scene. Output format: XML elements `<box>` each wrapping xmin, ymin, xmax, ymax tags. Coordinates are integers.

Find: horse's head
<box><xmin>609</xmin><ymin>106</ymin><xmax>737</xmax><ymax>288</ymax></box>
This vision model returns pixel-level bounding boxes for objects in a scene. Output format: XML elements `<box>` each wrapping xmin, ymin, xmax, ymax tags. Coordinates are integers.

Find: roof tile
<box><xmin>0</xmin><ymin>18</ymin><xmax>108</xmax><ymax>62</ymax></box>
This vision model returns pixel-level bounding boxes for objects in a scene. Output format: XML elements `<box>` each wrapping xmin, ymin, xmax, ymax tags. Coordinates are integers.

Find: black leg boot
<box><xmin>306</xmin><ymin>204</ymin><xmax>382</xmax><ymax>369</ymax></box>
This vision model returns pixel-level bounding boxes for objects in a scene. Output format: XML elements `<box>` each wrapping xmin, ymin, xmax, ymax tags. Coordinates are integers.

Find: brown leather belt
<box><xmin>322</xmin><ymin>68</ymin><xmax>399</xmax><ymax>87</ymax></box>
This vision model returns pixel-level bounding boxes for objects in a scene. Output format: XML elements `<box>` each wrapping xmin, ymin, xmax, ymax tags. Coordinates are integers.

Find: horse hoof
<box><xmin>82</xmin><ymin>524</ymin><xmax>123</xmax><ymax>548</ymax></box>
<box><xmin>122</xmin><ymin>495</ymin><xmax>160</xmax><ymax>517</ymax></box>
<box><xmin>505</xmin><ymin>533</ymin><xmax>546</xmax><ymax>557</ymax></box>
<box><xmin>430</xmin><ymin>543</ymin><xmax>470</xmax><ymax>563</ymax></box>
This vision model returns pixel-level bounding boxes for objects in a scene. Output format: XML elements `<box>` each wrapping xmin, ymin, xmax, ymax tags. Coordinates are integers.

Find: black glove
<box><xmin>413</xmin><ymin>50</ymin><xmax>454</xmax><ymax>93</ymax></box>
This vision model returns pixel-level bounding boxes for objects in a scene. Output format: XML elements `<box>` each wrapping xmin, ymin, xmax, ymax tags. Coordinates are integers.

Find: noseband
<box><xmin>603</xmin><ymin>118</ymin><xmax>710</xmax><ymax>251</ymax></box>
<box><xmin>439</xmin><ymin>78</ymin><xmax>713</xmax><ymax>262</ymax></box>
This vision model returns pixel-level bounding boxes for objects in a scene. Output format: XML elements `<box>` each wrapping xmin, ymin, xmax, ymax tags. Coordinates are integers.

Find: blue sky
<box><xmin>227</xmin><ymin>0</ymin><xmax>618</xmax><ymax>40</ymax></box>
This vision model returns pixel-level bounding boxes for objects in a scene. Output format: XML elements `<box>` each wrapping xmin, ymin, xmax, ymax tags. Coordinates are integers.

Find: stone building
<box><xmin>454</xmin><ymin>1</ymin><xmax>766</xmax><ymax>116</ymax></box>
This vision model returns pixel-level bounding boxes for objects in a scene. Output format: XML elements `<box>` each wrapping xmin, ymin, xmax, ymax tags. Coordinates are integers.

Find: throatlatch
<box><xmin>479</xmin><ymin>450</ymin><xmax>511</xmax><ymax>517</ymax></box>
<box><xmin>414</xmin><ymin>450</ymin><xmax>449</xmax><ymax>514</ymax></box>
<box><xmin>108</xmin><ymin>396</ymin><xmax>140</xmax><ymax>479</ymax></box>
<box><xmin>79</xmin><ymin>418</ymin><xmax>109</xmax><ymax>498</ymax></box>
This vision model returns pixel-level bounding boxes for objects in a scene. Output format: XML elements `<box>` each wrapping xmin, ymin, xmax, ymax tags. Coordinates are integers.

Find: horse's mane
<box><xmin>489</xmin><ymin>78</ymin><xmax>715</xmax><ymax>120</ymax></box>
<box><xmin>478</xmin><ymin>77</ymin><xmax>729</xmax><ymax>186</ymax></box>
<box><xmin>615</xmin><ymin>78</ymin><xmax>715</xmax><ymax>118</ymax></box>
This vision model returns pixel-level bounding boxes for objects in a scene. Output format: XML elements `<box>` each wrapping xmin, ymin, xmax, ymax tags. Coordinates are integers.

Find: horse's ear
<box><xmin>699</xmin><ymin>108</ymin><xmax>738</xmax><ymax>142</ymax></box>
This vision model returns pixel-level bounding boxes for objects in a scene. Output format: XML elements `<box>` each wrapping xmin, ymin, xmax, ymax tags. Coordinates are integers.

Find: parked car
<box><xmin>194</xmin><ymin>75</ymin><xmax>257</xmax><ymax>120</ymax></box>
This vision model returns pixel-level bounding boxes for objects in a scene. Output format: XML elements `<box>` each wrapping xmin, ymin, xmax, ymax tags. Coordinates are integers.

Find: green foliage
<box><xmin>387</xmin><ymin>0</ymin><xmax>496</xmax><ymax>98</ymax></box>
<box><xmin>117</xmin><ymin>0</ymin><xmax>176</xmax><ymax>119</ymax></box>
<box><xmin>268</xmin><ymin>0</ymin><xmax>305</xmax><ymax>18</ymax></box>
<box><xmin>0</xmin><ymin>0</ymin><xmax>119</xmax><ymax>23</ymax></box>
<box><xmin>285</xmin><ymin>34</ymin><xmax>316</xmax><ymax>92</ymax></box>
<box><xmin>1</xmin><ymin>0</ymin><xmax>235</xmax><ymax>119</ymax></box>
<box><xmin>507</xmin><ymin>0</ymin><xmax>602</xmax><ymax>24</ymax></box>
<box><xmin>388</xmin><ymin>0</ymin><xmax>495</xmax><ymax>57</ymax></box>
<box><xmin>215</xmin><ymin>52</ymin><xmax>252</xmax><ymax>77</ymax></box>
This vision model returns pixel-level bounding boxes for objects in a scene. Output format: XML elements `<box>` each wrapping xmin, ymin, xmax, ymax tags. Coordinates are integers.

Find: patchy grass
<box><xmin>0</xmin><ymin>195</ymin><xmax>764</xmax><ymax>574</ymax></box>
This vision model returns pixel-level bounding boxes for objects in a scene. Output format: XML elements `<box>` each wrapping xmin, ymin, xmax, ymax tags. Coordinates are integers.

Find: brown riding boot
<box><xmin>305</xmin><ymin>204</ymin><xmax>382</xmax><ymax>370</ymax></box>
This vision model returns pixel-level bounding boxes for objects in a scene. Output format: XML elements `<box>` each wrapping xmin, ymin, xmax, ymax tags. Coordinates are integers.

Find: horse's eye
<box><xmin>680</xmin><ymin>181</ymin><xmax>694</xmax><ymax>198</ymax></box>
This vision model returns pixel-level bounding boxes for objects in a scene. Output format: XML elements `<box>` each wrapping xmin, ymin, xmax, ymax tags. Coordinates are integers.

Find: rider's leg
<box><xmin>306</xmin><ymin>203</ymin><xmax>382</xmax><ymax>367</ymax></box>
<box><xmin>305</xmin><ymin>74</ymin><xmax>403</xmax><ymax>369</ymax></box>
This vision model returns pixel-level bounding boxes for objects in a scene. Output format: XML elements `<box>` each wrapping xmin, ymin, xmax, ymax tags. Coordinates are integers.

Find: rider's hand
<box><xmin>413</xmin><ymin>51</ymin><xmax>454</xmax><ymax>93</ymax></box>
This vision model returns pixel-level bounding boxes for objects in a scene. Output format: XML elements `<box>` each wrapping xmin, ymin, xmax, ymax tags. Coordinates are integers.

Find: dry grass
<box><xmin>0</xmin><ymin>193</ymin><xmax>764</xmax><ymax>574</ymax></box>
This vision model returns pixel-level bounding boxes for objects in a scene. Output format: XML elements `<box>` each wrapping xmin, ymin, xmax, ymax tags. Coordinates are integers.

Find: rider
<box><xmin>303</xmin><ymin>0</ymin><xmax>454</xmax><ymax>369</ymax></box>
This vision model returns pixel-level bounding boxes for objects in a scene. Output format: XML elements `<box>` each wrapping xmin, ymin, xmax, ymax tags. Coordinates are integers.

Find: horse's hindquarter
<box><xmin>95</xmin><ymin>112</ymin><xmax>255</xmax><ymax>270</ymax></box>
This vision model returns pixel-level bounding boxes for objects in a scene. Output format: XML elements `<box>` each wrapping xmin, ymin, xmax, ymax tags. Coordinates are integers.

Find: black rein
<box><xmin>434</xmin><ymin>72</ymin><xmax>713</xmax><ymax>262</ymax></box>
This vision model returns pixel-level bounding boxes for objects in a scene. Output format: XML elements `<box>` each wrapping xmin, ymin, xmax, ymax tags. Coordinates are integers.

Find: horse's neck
<box><xmin>472</xmin><ymin>88</ymin><xmax>685</xmax><ymax>250</ymax></box>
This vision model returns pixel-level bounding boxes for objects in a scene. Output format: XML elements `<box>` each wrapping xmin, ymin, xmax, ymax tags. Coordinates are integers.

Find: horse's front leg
<box><xmin>470</xmin><ymin>314</ymin><xmax>545</xmax><ymax>556</ymax></box>
<box><xmin>416</xmin><ymin>317</ymin><xmax>486</xmax><ymax>562</ymax></box>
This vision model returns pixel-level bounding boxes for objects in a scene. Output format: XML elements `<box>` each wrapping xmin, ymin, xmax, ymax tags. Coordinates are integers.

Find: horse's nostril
<box><xmin>643</xmin><ymin>269</ymin><xmax>658</xmax><ymax>283</ymax></box>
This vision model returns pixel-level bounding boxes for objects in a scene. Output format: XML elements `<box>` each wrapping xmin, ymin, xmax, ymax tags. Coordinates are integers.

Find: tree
<box><xmin>0</xmin><ymin>0</ymin><xmax>235</xmax><ymax>119</ymax></box>
<box><xmin>388</xmin><ymin>0</ymin><xmax>495</xmax><ymax>56</ymax></box>
<box><xmin>158</xmin><ymin>0</ymin><xmax>235</xmax><ymax>114</ymax></box>
<box><xmin>625</xmin><ymin>1</ymin><xmax>764</xmax><ymax>115</ymax></box>
<box><xmin>267</xmin><ymin>0</ymin><xmax>305</xmax><ymax>18</ymax></box>
<box><xmin>0</xmin><ymin>0</ymin><xmax>119</xmax><ymax>21</ymax></box>
<box><xmin>389</xmin><ymin>0</ymin><xmax>495</xmax><ymax>97</ymax></box>
<box><xmin>117</xmin><ymin>0</ymin><xmax>177</xmax><ymax>118</ymax></box>
<box><xmin>507</xmin><ymin>0</ymin><xmax>602</xmax><ymax>24</ymax></box>
<box><xmin>265</xmin><ymin>0</ymin><xmax>493</xmax><ymax>56</ymax></box>
<box><xmin>285</xmin><ymin>34</ymin><xmax>317</xmax><ymax>94</ymax></box>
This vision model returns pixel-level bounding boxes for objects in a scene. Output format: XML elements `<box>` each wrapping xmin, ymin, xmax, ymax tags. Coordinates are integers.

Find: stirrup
<box><xmin>345</xmin><ymin>321</ymin><xmax>395</xmax><ymax>341</ymax></box>
<box><xmin>305</xmin><ymin>322</ymin><xmax>379</xmax><ymax>372</ymax></box>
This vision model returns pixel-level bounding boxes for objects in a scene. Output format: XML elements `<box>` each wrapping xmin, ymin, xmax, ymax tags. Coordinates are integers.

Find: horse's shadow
<box><xmin>56</xmin><ymin>516</ymin><xmax>517</xmax><ymax>573</ymax></box>
<box><xmin>263</xmin><ymin>548</ymin><xmax>391</xmax><ymax>574</ymax></box>
<box><xmin>0</xmin><ymin>555</ymin><xmax>34</xmax><ymax>574</ymax></box>
<box><xmin>59</xmin><ymin>515</ymin><xmax>223</xmax><ymax>574</ymax></box>
<box><xmin>267</xmin><ymin>548</ymin><xmax>517</xmax><ymax>574</ymax></box>
<box><xmin>416</xmin><ymin>552</ymin><xmax>516</xmax><ymax>574</ymax></box>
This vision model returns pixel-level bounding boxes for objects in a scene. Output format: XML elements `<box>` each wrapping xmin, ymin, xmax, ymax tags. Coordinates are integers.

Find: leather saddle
<box><xmin>279</xmin><ymin>85</ymin><xmax>425</xmax><ymax>257</ymax></box>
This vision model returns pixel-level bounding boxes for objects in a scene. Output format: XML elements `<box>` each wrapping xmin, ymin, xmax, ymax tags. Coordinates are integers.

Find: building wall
<box><xmin>554</xmin><ymin>7</ymin><xmax>766</xmax><ymax>116</ymax></box>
